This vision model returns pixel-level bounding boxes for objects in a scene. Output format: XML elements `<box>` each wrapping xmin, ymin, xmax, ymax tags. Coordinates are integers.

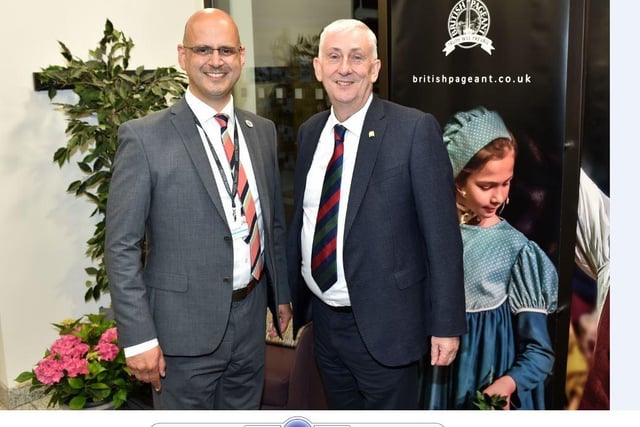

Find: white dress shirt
<box><xmin>300</xmin><ymin>94</ymin><xmax>373</xmax><ymax>307</ymax></box>
<box><xmin>186</xmin><ymin>89</ymin><xmax>264</xmax><ymax>290</ymax></box>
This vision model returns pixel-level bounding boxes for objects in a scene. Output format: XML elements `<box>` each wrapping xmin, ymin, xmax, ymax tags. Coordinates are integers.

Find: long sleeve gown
<box><xmin>420</xmin><ymin>219</ymin><xmax>558</xmax><ymax>409</ymax></box>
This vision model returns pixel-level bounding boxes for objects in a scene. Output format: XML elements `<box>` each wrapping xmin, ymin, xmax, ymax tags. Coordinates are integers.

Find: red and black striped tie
<box><xmin>311</xmin><ymin>124</ymin><xmax>346</xmax><ymax>292</ymax></box>
<box><xmin>215</xmin><ymin>114</ymin><xmax>263</xmax><ymax>280</ymax></box>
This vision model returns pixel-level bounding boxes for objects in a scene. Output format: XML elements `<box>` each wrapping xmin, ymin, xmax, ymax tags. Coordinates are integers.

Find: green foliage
<box><xmin>15</xmin><ymin>312</ymin><xmax>141</xmax><ymax>409</ymax></box>
<box><xmin>471</xmin><ymin>369</ymin><xmax>508</xmax><ymax>409</ymax></box>
<box><xmin>39</xmin><ymin>19</ymin><xmax>187</xmax><ymax>302</ymax></box>
<box><xmin>290</xmin><ymin>33</ymin><xmax>319</xmax><ymax>66</ymax></box>
<box><xmin>472</xmin><ymin>390</ymin><xmax>508</xmax><ymax>410</ymax></box>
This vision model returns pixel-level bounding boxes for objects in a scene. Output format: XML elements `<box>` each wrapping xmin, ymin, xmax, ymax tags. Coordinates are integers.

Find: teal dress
<box><xmin>420</xmin><ymin>219</ymin><xmax>558</xmax><ymax>409</ymax></box>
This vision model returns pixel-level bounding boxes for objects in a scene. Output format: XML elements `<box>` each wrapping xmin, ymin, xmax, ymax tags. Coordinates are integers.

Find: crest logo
<box><xmin>443</xmin><ymin>0</ymin><xmax>495</xmax><ymax>56</ymax></box>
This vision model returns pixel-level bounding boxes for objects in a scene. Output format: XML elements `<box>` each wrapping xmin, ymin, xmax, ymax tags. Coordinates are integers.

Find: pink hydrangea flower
<box><xmin>96</xmin><ymin>327</ymin><xmax>120</xmax><ymax>362</ymax></box>
<box><xmin>62</xmin><ymin>356</ymin><xmax>89</xmax><ymax>377</ymax></box>
<box><xmin>34</xmin><ymin>355</ymin><xmax>64</xmax><ymax>385</ymax></box>
<box><xmin>100</xmin><ymin>327</ymin><xmax>118</xmax><ymax>344</ymax></box>
<box><xmin>50</xmin><ymin>335</ymin><xmax>89</xmax><ymax>359</ymax></box>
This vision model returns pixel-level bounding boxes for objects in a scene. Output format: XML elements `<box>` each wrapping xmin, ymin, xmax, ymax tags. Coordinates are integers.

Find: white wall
<box><xmin>0</xmin><ymin>0</ymin><xmax>203</xmax><ymax>394</ymax></box>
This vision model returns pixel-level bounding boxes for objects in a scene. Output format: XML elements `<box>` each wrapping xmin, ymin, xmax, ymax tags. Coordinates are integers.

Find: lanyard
<box><xmin>193</xmin><ymin>115</ymin><xmax>241</xmax><ymax>220</ymax></box>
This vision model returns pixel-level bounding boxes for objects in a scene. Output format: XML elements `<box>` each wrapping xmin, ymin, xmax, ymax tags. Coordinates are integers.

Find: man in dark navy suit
<box><xmin>287</xmin><ymin>18</ymin><xmax>466</xmax><ymax>409</ymax></box>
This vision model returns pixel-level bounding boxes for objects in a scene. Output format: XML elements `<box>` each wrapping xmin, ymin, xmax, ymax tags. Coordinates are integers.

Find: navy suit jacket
<box><xmin>287</xmin><ymin>96</ymin><xmax>466</xmax><ymax>366</ymax></box>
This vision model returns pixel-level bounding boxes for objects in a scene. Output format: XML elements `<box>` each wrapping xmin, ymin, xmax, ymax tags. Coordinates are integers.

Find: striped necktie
<box><xmin>311</xmin><ymin>124</ymin><xmax>346</xmax><ymax>292</ymax></box>
<box><xmin>214</xmin><ymin>114</ymin><xmax>263</xmax><ymax>280</ymax></box>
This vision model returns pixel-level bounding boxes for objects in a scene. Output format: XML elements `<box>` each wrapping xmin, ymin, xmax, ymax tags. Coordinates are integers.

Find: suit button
<box><xmin>224</xmin><ymin>236</ymin><xmax>231</xmax><ymax>241</ymax></box>
<box><xmin>223</xmin><ymin>277</ymin><xmax>231</xmax><ymax>283</ymax></box>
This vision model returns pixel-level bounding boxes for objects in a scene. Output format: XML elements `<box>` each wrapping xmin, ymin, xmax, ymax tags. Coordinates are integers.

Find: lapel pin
<box><xmin>245</xmin><ymin>119</ymin><xmax>254</xmax><ymax>128</ymax></box>
<box><xmin>368</xmin><ymin>130</ymin><xmax>375</xmax><ymax>138</ymax></box>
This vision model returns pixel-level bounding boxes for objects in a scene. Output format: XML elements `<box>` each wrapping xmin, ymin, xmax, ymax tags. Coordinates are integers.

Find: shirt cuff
<box><xmin>124</xmin><ymin>338</ymin><xmax>159</xmax><ymax>358</ymax></box>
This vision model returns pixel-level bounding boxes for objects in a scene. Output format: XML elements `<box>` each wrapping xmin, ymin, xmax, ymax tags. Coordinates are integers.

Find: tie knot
<box><xmin>334</xmin><ymin>124</ymin><xmax>347</xmax><ymax>142</ymax></box>
<box><xmin>214</xmin><ymin>113</ymin><xmax>229</xmax><ymax>129</ymax></box>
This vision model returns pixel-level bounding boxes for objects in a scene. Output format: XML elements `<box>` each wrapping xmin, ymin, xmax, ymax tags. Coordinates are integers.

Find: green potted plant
<box><xmin>16</xmin><ymin>19</ymin><xmax>187</xmax><ymax>409</ymax></box>
<box><xmin>39</xmin><ymin>18</ymin><xmax>187</xmax><ymax>302</ymax></box>
<box><xmin>15</xmin><ymin>313</ymin><xmax>138</xmax><ymax>409</ymax></box>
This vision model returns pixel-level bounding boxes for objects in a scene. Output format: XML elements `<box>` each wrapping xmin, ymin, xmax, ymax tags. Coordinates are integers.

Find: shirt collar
<box><xmin>329</xmin><ymin>93</ymin><xmax>373</xmax><ymax>138</ymax></box>
<box><xmin>185</xmin><ymin>89</ymin><xmax>235</xmax><ymax>126</ymax></box>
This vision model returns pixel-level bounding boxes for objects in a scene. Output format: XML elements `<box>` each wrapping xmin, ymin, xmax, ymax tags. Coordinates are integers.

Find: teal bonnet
<box><xmin>443</xmin><ymin>106</ymin><xmax>511</xmax><ymax>177</ymax></box>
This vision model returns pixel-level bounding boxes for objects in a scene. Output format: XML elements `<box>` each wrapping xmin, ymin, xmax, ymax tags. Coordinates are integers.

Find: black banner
<box><xmin>387</xmin><ymin>0</ymin><xmax>588</xmax><ymax>409</ymax></box>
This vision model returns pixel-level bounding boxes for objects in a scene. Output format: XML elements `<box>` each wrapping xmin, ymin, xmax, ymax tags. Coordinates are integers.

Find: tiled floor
<box><xmin>1</xmin><ymin>395</ymin><xmax>55</xmax><ymax>410</ymax></box>
<box><xmin>1</xmin><ymin>386</ymin><xmax>152</xmax><ymax>410</ymax></box>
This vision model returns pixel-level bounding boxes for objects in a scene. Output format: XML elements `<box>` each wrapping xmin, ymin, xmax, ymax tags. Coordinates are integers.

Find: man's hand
<box><xmin>430</xmin><ymin>336</ymin><xmax>460</xmax><ymax>366</ymax></box>
<box><xmin>126</xmin><ymin>345</ymin><xmax>166</xmax><ymax>392</ymax></box>
<box><xmin>267</xmin><ymin>303</ymin><xmax>293</xmax><ymax>338</ymax></box>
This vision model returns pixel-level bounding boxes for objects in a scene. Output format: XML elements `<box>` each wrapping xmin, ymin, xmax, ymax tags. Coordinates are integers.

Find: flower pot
<box><xmin>61</xmin><ymin>400</ymin><xmax>114</xmax><ymax>410</ymax></box>
<box><xmin>84</xmin><ymin>400</ymin><xmax>115</xmax><ymax>410</ymax></box>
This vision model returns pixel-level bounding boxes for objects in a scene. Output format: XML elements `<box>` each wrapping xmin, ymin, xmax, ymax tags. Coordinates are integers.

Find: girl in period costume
<box><xmin>420</xmin><ymin>107</ymin><xmax>558</xmax><ymax>409</ymax></box>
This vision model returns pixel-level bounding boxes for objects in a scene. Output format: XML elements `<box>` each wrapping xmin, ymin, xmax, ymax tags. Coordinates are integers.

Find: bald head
<box><xmin>183</xmin><ymin>8</ymin><xmax>241</xmax><ymax>47</ymax></box>
<box><xmin>177</xmin><ymin>8</ymin><xmax>246</xmax><ymax>110</ymax></box>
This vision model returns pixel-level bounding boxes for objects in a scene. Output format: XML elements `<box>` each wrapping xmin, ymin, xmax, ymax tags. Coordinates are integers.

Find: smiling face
<box><xmin>313</xmin><ymin>22</ymin><xmax>381</xmax><ymax>122</ymax></box>
<box><xmin>178</xmin><ymin>9</ymin><xmax>245</xmax><ymax>111</ymax></box>
<box><xmin>457</xmin><ymin>147</ymin><xmax>515</xmax><ymax>227</ymax></box>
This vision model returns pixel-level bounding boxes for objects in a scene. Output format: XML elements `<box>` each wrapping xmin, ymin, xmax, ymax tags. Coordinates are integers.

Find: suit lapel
<box><xmin>236</xmin><ymin>109</ymin><xmax>271</xmax><ymax>227</ymax></box>
<box><xmin>170</xmin><ymin>99</ymin><xmax>228</xmax><ymax>225</ymax></box>
<box><xmin>344</xmin><ymin>97</ymin><xmax>387</xmax><ymax>240</ymax></box>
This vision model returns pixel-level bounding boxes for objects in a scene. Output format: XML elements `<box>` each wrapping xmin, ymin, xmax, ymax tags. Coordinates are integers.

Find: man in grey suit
<box><xmin>287</xmin><ymin>19</ymin><xmax>466</xmax><ymax>409</ymax></box>
<box><xmin>105</xmin><ymin>8</ymin><xmax>291</xmax><ymax>409</ymax></box>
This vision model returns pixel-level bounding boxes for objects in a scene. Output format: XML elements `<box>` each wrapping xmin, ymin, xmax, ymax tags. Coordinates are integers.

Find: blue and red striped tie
<box><xmin>215</xmin><ymin>114</ymin><xmax>263</xmax><ymax>280</ymax></box>
<box><xmin>311</xmin><ymin>124</ymin><xmax>346</xmax><ymax>292</ymax></box>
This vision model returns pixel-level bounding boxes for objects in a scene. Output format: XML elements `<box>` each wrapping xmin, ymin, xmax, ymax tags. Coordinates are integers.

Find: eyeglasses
<box><xmin>182</xmin><ymin>45</ymin><xmax>244</xmax><ymax>57</ymax></box>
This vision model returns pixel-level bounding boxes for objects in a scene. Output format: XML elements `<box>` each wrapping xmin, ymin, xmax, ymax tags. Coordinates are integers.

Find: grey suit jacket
<box><xmin>105</xmin><ymin>98</ymin><xmax>289</xmax><ymax>356</ymax></box>
<box><xmin>287</xmin><ymin>96</ymin><xmax>466</xmax><ymax>366</ymax></box>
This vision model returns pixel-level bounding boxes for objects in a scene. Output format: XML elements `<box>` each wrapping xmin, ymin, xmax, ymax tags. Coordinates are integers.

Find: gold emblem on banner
<box><xmin>443</xmin><ymin>0</ymin><xmax>495</xmax><ymax>56</ymax></box>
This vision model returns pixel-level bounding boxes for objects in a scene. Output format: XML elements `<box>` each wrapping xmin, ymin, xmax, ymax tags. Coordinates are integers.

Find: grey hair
<box><xmin>318</xmin><ymin>19</ymin><xmax>378</xmax><ymax>60</ymax></box>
